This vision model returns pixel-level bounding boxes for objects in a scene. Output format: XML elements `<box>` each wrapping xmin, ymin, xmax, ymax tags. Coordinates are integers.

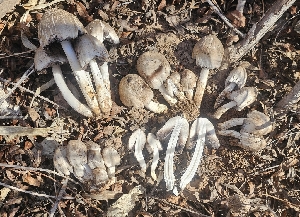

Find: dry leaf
<box><xmin>158</xmin><ymin>0</ymin><xmax>166</xmax><ymax>11</ymax></box>
<box><xmin>22</xmin><ymin>172</ymin><xmax>41</xmax><ymax>187</ymax></box>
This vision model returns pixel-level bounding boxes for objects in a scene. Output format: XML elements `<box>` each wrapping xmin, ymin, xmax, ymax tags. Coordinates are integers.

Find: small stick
<box><xmin>205</xmin><ymin>0</ymin><xmax>245</xmax><ymax>38</ymax></box>
<box><xmin>49</xmin><ymin>178</ymin><xmax>69</xmax><ymax>217</ymax></box>
<box><xmin>228</xmin><ymin>0</ymin><xmax>296</xmax><ymax>62</ymax></box>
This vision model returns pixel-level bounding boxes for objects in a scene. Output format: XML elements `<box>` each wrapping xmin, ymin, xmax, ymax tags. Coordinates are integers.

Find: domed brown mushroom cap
<box><xmin>192</xmin><ymin>34</ymin><xmax>224</xmax><ymax>69</ymax></box>
<box><xmin>241</xmin><ymin>110</ymin><xmax>272</xmax><ymax>136</ymax></box>
<box><xmin>38</xmin><ymin>8</ymin><xmax>86</xmax><ymax>47</ymax></box>
<box><xmin>136</xmin><ymin>51</ymin><xmax>171</xmax><ymax>89</ymax></box>
<box><xmin>75</xmin><ymin>34</ymin><xmax>109</xmax><ymax>68</ymax></box>
<box><xmin>119</xmin><ymin>74</ymin><xmax>154</xmax><ymax>108</ymax></box>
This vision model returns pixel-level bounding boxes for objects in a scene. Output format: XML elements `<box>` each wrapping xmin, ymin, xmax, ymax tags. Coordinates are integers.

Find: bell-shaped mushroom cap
<box><xmin>241</xmin><ymin>110</ymin><xmax>272</xmax><ymax>136</ymax></box>
<box><xmin>102</xmin><ymin>147</ymin><xmax>121</xmax><ymax>168</ymax></box>
<box><xmin>136</xmin><ymin>51</ymin><xmax>171</xmax><ymax>89</ymax></box>
<box><xmin>229</xmin><ymin>87</ymin><xmax>258</xmax><ymax>111</ymax></box>
<box><xmin>34</xmin><ymin>47</ymin><xmax>67</xmax><ymax>71</ymax></box>
<box><xmin>192</xmin><ymin>34</ymin><xmax>224</xmax><ymax>69</ymax></box>
<box><xmin>85</xmin><ymin>19</ymin><xmax>119</xmax><ymax>44</ymax></box>
<box><xmin>239</xmin><ymin>133</ymin><xmax>267</xmax><ymax>152</ymax></box>
<box><xmin>225</xmin><ymin>66</ymin><xmax>247</xmax><ymax>88</ymax></box>
<box><xmin>75</xmin><ymin>34</ymin><xmax>109</xmax><ymax>68</ymax></box>
<box><xmin>181</xmin><ymin>69</ymin><xmax>197</xmax><ymax>91</ymax></box>
<box><xmin>38</xmin><ymin>8</ymin><xmax>86</xmax><ymax>47</ymax></box>
<box><xmin>119</xmin><ymin>74</ymin><xmax>154</xmax><ymax>108</ymax></box>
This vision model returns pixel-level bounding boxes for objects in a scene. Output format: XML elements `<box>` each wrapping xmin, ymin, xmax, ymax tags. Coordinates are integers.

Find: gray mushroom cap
<box><xmin>75</xmin><ymin>34</ymin><xmax>109</xmax><ymax>68</ymax></box>
<box><xmin>228</xmin><ymin>87</ymin><xmax>258</xmax><ymax>111</ymax></box>
<box><xmin>136</xmin><ymin>51</ymin><xmax>171</xmax><ymax>89</ymax></box>
<box><xmin>102</xmin><ymin>147</ymin><xmax>121</xmax><ymax>168</ymax></box>
<box><xmin>241</xmin><ymin>110</ymin><xmax>272</xmax><ymax>136</ymax></box>
<box><xmin>34</xmin><ymin>47</ymin><xmax>67</xmax><ymax>71</ymax></box>
<box><xmin>225</xmin><ymin>66</ymin><xmax>247</xmax><ymax>88</ymax></box>
<box><xmin>86</xmin><ymin>19</ymin><xmax>119</xmax><ymax>44</ymax></box>
<box><xmin>192</xmin><ymin>34</ymin><xmax>224</xmax><ymax>69</ymax></box>
<box><xmin>38</xmin><ymin>8</ymin><xmax>86</xmax><ymax>47</ymax></box>
<box><xmin>119</xmin><ymin>74</ymin><xmax>154</xmax><ymax>108</ymax></box>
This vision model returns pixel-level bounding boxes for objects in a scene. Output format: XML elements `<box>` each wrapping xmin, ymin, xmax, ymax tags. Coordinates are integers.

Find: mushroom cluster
<box><xmin>54</xmin><ymin>140</ymin><xmax>120</xmax><ymax>186</ymax></box>
<box><xmin>34</xmin><ymin>9</ymin><xmax>119</xmax><ymax>118</ymax></box>
<box><xmin>128</xmin><ymin>116</ymin><xmax>220</xmax><ymax>194</ymax></box>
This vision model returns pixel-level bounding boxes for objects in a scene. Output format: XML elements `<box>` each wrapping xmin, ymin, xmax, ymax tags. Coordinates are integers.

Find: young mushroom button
<box><xmin>34</xmin><ymin>47</ymin><xmax>93</xmax><ymax>117</ymax></box>
<box><xmin>192</xmin><ymin>34</ymin><xmax>224</xmax><ymax>108</ymax></box>
<box><xmin>38</xmin><ymin>8</ymin><xmax>100</xmax><ymax>116</ymax></box>
<box><xmin>137</xmin><ymin>51</ymin><xmax>177</xmax><ymax>105</ymax></box>
<box><xmin>119</xmin><ymin>74</ymin><xmax>167</xmax><ymax>113</ymax></box>
<box><xmin>102</xmin><ymin>147</ymin><xmax>121</xmax><ymax>179</ymax></box>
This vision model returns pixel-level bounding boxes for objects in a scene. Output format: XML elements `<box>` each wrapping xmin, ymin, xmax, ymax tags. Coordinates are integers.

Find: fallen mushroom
<box><xmin>38</xmin><ymin>8</ymin><xmax>100</xmax><ymax>116</ymax></box>
<box><xmin>146</xmin><ymin>133</ymin><xmax>163</xmax><ymax>181</ymax></box>
<box><xmin>102</xmin><ymin>147</ymin><xmax>121</xmax><ymax>179</ymax></box>
<box><xmin>137</xmin><ymin>51</ymin><xmax>177</xmax><ymax>105</ymax></box>
<box><xmin>157</xmin><ymin>116</ymin><xmax>189</xmax><ymax>191</ymax></box>
<box><xmin>214</xmin><ymin>65</ymin><xmax>247</xmax><ymax>109</ymax></box>
<box><xmin>119</xmin><ymin>74</ymin><xmax>167</xmax><ymax>113</ymax></box>
<box><xmin>218</xmin><ymin>110</ymin><xmax>272</xmax><ymax>151</ymax></box>
<box><xmin>192</xmin><ymin>34</ymin><xmax>224</xmax><ymax>108</ymax></box>
<box><xmin>34</xmin><ymin>47</ymin><xmax>93</xmax><ymax>117</ymax></box>
<box><xmin>213</xmin><ymin>87</ymin><xmax>258</xmax><ymax>119</ymax></box>
<box><xmin>180</xmin><ymin>69</ymin><xmax>197</xmax><ymax>101</ymax></box>
<box><xmin>75</xmin><ymin>34</ymin><xmax>111</xmax><ymax>117</ymax></box>
<box><xmin>128</xmin><ymin>129</ymin><xmax>147</xmax><ymax>172</ymax></box>
<box><xmin>180</xmin><ymin>118</ymin><xmax>220</xmax><ymax>190</ymax></box>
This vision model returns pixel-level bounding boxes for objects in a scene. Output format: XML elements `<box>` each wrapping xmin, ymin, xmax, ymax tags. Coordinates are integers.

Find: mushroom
<box><xmin>102</xmin><ymin>147</ymin><xmax>121</xmax><ymax>178</ymax></box>
<box><xmin>136</xmin><ymin>51</ymin><xmax>177</xmax><ymax>105</ymax></box>
<box><xmin>38</xmin><ymin>8</ymin><xmax>100</xmax><ymax>116</ymax></box>
<box><xmin>146</xmin><ymin>133</ymin><xmax>163</xmax><ymax>181</ymax></box>
<box><xmin>192</xmin><ymin>34</ymin><xmax>224</xmax><ymax>108</ymax></box>
<box><xmin>75</xmin><ymin>34</ymin><xmax>111</xmax><ymax>117</ymax></box>
<box><xmin>66</xmin><ymin>140</ymin><xmax>93</xmax><ymax>181</ymax></box>
<box><xmin>214</xmin><ymin>66</ymin><xmax>247</xmax><ymax>109</ymax></box>
<box><xmin>218</xmin><ymin>110</ymin><xmax>272</xmax><ymax>151</ymax></box>
<box><xmin>213</xmin><ymin>87</ymin><xmax>258</xmax><ymax>119</ymax></box>
<box><xmin>180</xmin><ymin>118</ymin><xmax>219</xmax><ymax>191</ymax></box>
<box><xmin>157</xmin><ymin>116</ymin><xmax>189</xmax><ymax>191</ymax></box>
<box><xmin>165</xmin><ymin>72</ymin><xmax>185</xmax><ymax>101</ymax></box>
<box><xmin>128</xmin><ymin>129</ymin><xmax>147</xmax><ymax>172</ymax></box>
<box><xmin>53</xmin><ymin>146</ymin><xmax>73</xmax><ymax>176</ymax></box>
<box><xmin>119</xmin><ymin>74</ymin><xmax>167</xmax><ymax>113</ymax></box>
<box><xmin>34</xmin><ymin>47</ymin><xmax>93</xmax><ymax>117</ymax></box>
<box><xmin>180</xmin><ymin>69</ymin><xmax>197</xmax><ymax>101</ymax></box>
<box><xmin>86</xmin><ymin>19</ymin><xmax>119</xmax><ymax>44</ymax></box>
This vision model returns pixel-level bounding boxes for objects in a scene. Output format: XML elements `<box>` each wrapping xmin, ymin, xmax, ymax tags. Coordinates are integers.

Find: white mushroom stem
<box><xmin>89</xmin><ymin>60</ymin><xmax>112</xmax><ymax>115</ymax></box>
<box><xmin>52</xmin><ymin>65</ymin><xmax>93</xmax><ymax>117</ymax></box>
<box><xmin>236</xmin><ymin>0</ymin><xmax>246</xmax><ymax>13</ymax></box>
<box><xmin>194</xmin><ymin>68</ymin><xmax>209</xmax><ymax>108</ymax></box>
<box><xmin>147</xmin><ymin>133</ymin><xmax>162</xmax><ymax>181</ymax></box>
<box><xmin>145</xmin><ymin>101</ymin><xmax>168</xmax><ymax>113</ymax></box>
<box><xmin>213</xmin><ymin>101</ymin><xmax>237</xmax><ymax>119</ymax></box>
<box><xmin>214</xmin><ymin>82</ymin><xmax>236</xmax><ymax>109</ymax></box>
<box><xmin>218</xmin><ymin>118</ymin><xmax>245</xmax><ymax>130</ymax></box>
<box><xmin>164</xmin><ymin>118</ymin><xmax>183</xmax><ymax>191</ymax></box>
<box><xmin>129</xmin><ymin>129</ymin><xmax>147</xmax><ymax>172</ymax></box>
<box><xmin>60</xmin><ymin>40</ymin><xmax>100</xmax><ymax>116</ymax></box>
<box><xmin>218</xmin><ymin>129</ymin><xmax>241</xmax><ymax>138</ymax></box>
<box><xmin>158</xmin><ymin>84</ymin><xmax>177</xmax><ymax>105</ymax></box>
<box><xmin>166</xmin><ymin>79</ymin><xmax>185</xmax><ymax>101</ymax></box>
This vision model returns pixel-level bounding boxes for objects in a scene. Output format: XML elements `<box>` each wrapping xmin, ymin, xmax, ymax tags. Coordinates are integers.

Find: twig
<box><xmin>49</xmin><ymin>178</ymin><xmax>69</xmax><ymax>217</ymax></box>
<box><xmin>204</xmin><ymin>0</ymin><xmax>245</xmax><ymax>38</ymax></box>
<box><xmin>0</xmin><ymin>163</ymin><xmax>79</xmax><ymax>185</ymax></box>
<box><xmin>227</xmin><ymin>0</ymin><xmax>296</xmax><ymax>62</ymax></box>
<box><xmin>0</xmin><ymin>77</ymin><xmax>66</xmax><ymax>109</ymax></box>
<box><xmin>0</xmin><ymin>50</ymin><xmax>34</xmax><ymax>59</ymax></box>
<box><xmin>0</xmin><ymin>64</ymin><xmax>35</xmax><ymax>105</ymax></box>
<box><xmin>0</xmin><ymin>181</ymin><xmax>74</xmax><ymax>200</ymax></box>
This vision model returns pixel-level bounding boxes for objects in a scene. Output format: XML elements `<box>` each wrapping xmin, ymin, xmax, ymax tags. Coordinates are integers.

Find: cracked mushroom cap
<box><xmin>38</xmin><ymin>8</ymin><xmax>86</xmax><ymax>47</ymax></box>
<box><xmin>86</xmin><ymin>19</ymin><xmax>119</xmax><ymax>44</ymax></box>
<box><xmin>102</xmin><ymin>147</ymin><xmax>121</xmax><ymax>168</ymax></box>
<box><xmin>225</xmin><ymin>66</ymin><xmax>247</xmax><ymax>88</ymax></box>
<box><xmin>136</xmin><ymin>51</ymin><xmax>171</xmax><ymax>89</ymax></box>
<box><xmin>119</xmin><ymin>74</ymin><xmax>154</xmax><ymax>108</ymax></box>
<box><xmin>75</xmin><ymin>34</ymin><xmax>109</xmax><ymax>68</ymax></box>
<box><xmin>192</xmin><ymin>34</ymin><xmax>224</xmax><ymax>69</ymax></box>
<box><xmin>229</xmin><ymin>87</ymin><xmax>258</xmax><ymax>111</ymax></box>
<box><xmin>181</xmin><ymin>69</ymin><xmax>197</xmax><ymax>91</ymax></box>
<box><xmin>241</xmin><ymin>110</ymin><xmax>272</xmax><ymax>136</ymax></box>
<box><xmin>34</xmin><ymin>47</ymin><xmax>67</xmax><ymax>71</ymax></box>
